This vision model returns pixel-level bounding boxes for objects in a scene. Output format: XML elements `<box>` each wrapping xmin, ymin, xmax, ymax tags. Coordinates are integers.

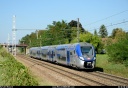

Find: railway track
<box><xmin>89</xmin><ymin>71</ymin><xmax>128</xmax><ymax>85</ymax></box>
<box><xmin>16</xmin><ymin>54</ymin><xmax>128</xmax><ymax>86</ymax></box>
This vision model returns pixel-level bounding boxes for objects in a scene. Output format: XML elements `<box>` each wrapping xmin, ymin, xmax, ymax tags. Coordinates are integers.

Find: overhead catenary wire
<box><xmin>85</xmin><ymin>10</ymin><xmax>128</xmax><ymax>26</ymax></box>
<box><xmin>88</xmin><ymin>20</ymin><xmax>128</xmax><ymax>32</ymax></box>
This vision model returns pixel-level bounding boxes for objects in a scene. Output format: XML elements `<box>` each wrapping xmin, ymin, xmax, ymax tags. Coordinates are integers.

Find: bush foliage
<box><xmin>0</xmin><ymin>48</ymin><xmax>38</xmax><ymax>86</ymax></box>
<box><xmin>106</xmin><ymin>35</ymin><xmax>128</xmax><ymax>66</ymax></box>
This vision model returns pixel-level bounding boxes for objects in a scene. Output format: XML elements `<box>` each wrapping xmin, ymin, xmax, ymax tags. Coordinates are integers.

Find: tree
<box><xmin>111</xmin><ymin>28</ymin><xmax>126</xmax><ymax>40</ymax></box>
<box><xmin>99</xmin><ymin>25</ymin><xmax>108</xmax><ymax>38</ymax></box>
<box><xmin>68</xmin><ymin>20</ymin><xmax>85</xmax><ymax>33</ymax></box>
<box><xmin>94</xmin><ymin>29</ymin><xmax>98</xmax><ymax>36</ymax></box>
<box><xmin>47</xmin><ymin>20</ymin><xmax>69</xmax><ymax>45</ymax></box>
<box><xmin>106</xmin><ymin>34</ymin><xmax>128</xmax><ymax>65</ymax></box>
<box><xmin>111</xmin><ymin>28</ymin><xmax>119</xmax><ymax>38</ymax></box>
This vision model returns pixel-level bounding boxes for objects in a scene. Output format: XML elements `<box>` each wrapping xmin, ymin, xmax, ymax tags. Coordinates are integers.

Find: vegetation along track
<box><xmin>17</xmin><ymin>54</ymin><xmax>128</xmax><ymax>86</ymax></box>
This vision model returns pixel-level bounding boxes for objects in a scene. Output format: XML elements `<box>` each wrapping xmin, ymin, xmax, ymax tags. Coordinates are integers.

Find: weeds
<box><xmin>0</xmin><ymin>48</ymin><xmax>38</xmax><ymax>86</ymax></box>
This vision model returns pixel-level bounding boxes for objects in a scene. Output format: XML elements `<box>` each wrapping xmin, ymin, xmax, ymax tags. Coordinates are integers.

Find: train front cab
<box><xmin>75</xmin><ymin>43</ymin><xmax>96</xmax><ymax>69</ymax></box>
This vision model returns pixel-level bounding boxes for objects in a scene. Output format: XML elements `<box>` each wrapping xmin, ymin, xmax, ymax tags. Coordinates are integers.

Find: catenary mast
<box><xmin>12</xmin><ymin>15</ymin><xmax>16</xmax><ymax>56</ymax></box>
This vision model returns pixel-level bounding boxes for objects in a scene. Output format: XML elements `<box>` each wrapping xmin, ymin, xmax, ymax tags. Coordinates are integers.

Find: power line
<box><xmin>85</xmin><ymin>10</ymin><xmax>128</xmax><ymax>26</ymax></box>
<box><xmin>106</xmin><ymin>20</ymin><xmax>128</xmax><ymax>27</ymax></box>
<box><xmin>88</xmin><ymin>20</ymin><xmax>128</xmax><ymax>32</ymax></box>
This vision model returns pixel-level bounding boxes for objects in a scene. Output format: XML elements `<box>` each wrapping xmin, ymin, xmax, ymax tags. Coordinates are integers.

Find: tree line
<box><xmin>20</xmin><ymin>19</ymin><xmax>128</xmax><ymax>66</ymax></box>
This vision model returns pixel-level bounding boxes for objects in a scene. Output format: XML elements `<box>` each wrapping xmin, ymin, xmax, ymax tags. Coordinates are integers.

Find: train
<box><xmin>29</xmin><ymin>42</ymin><xmax>96</xmax><ymax>69</ymax></box>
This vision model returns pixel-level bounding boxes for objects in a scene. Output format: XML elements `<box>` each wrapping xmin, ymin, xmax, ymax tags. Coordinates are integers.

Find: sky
<box><xmin>0</xmin><ymin>0</ymin><xmax>128</xmax><ymax>44</ymax></box>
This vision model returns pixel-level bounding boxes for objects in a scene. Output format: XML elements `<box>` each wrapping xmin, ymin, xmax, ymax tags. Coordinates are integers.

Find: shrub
<box><xmin>124</xmin><ymin>60</ymin><xmax>128</xmax><ymax>67</ymax></box>
<box><xmin>106</xmin><ymin>35</ymin><xmax>128</xmax><ymax>65</ymax></box>
<box><xmin>0</xmin><ymin>45</ymin><xmax>2</xmax><ymax>49</ymax></box>
<box><xmin>0</xmin><ymin>47</ymin><xmax>38</xmax><ymax>86</ymax></box>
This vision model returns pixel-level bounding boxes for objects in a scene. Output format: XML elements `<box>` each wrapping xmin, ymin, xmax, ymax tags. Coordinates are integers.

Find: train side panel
<box><xmin>56</xmin><ymin>45</ymin><xmax>67</xmax><ymax>65</ymax></box>
<box><xmin>40</xmin><ymin>46</ymin><xmax>49</xmax><ymax>60</ymax></box>
<box><xmin>56</xmin><ymin>44</ymin><xmax>77</xmax><ymax>66</ymax></box>
<box><xmin>48</xmin><ymin>46</ymin><xmax>57</xmax><ymax>62</ymax></box>
<box><xmin>29</xmin><ymin>47</ymin><xmax>38</xmax><ymax>58</ymax></box>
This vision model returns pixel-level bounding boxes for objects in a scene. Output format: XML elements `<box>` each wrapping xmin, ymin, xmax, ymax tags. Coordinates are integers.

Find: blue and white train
<box><xmin>29</xmin><ymin>42</ymin><xmax>96</xmax><ymax>69</ymax></box>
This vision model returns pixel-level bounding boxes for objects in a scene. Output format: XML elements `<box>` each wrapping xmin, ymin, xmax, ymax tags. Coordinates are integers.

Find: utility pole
<box><xmin>7</xmin><ymin>33</ymin><xmax>10</xmax><ymax>52</ymax></box>
<box><xmin>12</xmin><ymin>15</ymin><xmax>16</xmax><ymax>56</ymax></box>
<box><xmin>11</xmin><ymin>15</ymin><xmax>47</xmax><ymax>49</ymax></box>
<box><xmin>29</xmin><ymin>40</ymin><xmax>31</xmax><ymax>47</ymax></box>
<box><xmin>39</xmin><ymin>35</ymin><xmax>41</xmax><ymax>47</ymax></box>
<box><xmin>36</xmin><ymin>30</ymin><xmax>39</xmax><ymax>39</ymax></box>
<box><xmin>77</xmin><ymin>18</ymin><xmax>79</xmax><ymax>43</ymax></box>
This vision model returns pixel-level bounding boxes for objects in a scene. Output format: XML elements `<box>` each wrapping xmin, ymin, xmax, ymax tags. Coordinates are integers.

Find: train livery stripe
<box><xmin>75</xmin><ymin>44</ymin><xmax>82</xmax><ymax>57</ymax></box>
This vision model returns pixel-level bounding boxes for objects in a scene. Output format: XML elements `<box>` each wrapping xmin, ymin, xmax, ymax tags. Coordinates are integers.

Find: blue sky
<box><xmin>0</xmin><ymin>0</ymin><xmax>128</xmax><ymax>44</ymax></box>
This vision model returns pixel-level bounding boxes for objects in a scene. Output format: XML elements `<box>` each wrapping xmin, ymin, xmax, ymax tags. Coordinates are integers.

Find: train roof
<box><xmin>56</xmin><ymin>44</ymin><xmax>72</xmax><ymax>49</ymax></box>
<box><xmin>56</xmin><ymin>42</ymin><xmax>94</xmax><ymax>49</ymax></box>
<box><xmin>41</xmin><ymin>46</ymin><xmax>49</xmax><ymax>49</ymax></box>
<box><xmin>30</xmin><ymin>47</ymin><xmax>39</xmax><ymax>49</ymax></box>
<box><xmin>30</xmin><ymin>42</ymin><xmax>94</xmax><ymax>50</ymax></box>
<box><xmin>79</xmin><ymin>42</ymin><xmax>93</xmax><ymax>46</ymax></box>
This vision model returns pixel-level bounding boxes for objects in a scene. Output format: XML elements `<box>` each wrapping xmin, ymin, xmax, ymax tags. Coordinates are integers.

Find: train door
<box><xmin>48</xmin><ymin>50</ymin><xmax>51</xmax><ymax>61</ymax></box>
<box><xmin>51</xmin><ymin>51</ymin><xmax>54</xmax><ymax>61</ymax></box>
<box><xmin>69</xmin><ymin>50</ymin><xmax>75</xmax><ymax>66</ymax></box>
<box><xmin>67</xmin><ymin>51</ymin><xmax>70</xmax><ymax>65</ymax></box>
<box><xmin>48</xmin><ymin>50</ymin><xmax>53</xmax><ymax>61</ymax></box>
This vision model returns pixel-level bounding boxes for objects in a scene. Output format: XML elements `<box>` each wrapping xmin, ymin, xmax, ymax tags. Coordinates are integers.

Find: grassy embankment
<box><xmin>0</xmin><ymin>47</ymin><xmax>39</xmax><ymax>86</ymax></box>
<box><xmin>96</xmin><ymin>54</ymin><xmax>128</xmax><ymax>78</ymax></box>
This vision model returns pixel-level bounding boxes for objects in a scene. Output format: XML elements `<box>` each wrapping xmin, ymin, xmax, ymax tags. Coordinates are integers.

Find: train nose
<box><xmin>87</xmin><ymin>62</ymin><xmax>91</xmax><ymax>66</ymax></box>
<box><xmin>84</xmin><ymin>62</ymin><xmax>93</xmax><ymax>68</ymax></box>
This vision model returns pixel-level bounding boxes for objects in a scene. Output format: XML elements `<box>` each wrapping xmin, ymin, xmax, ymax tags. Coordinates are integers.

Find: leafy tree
<box><xmin>99</xmin><ymin>25</ymin><xmax>108</xmax><ymax>38</ymax></box>
<box><xmin>70</xmin><ymin>27</ymin><xmax>77</xmax><ymax>40</ymax></box>
<box><xmin>114</xmin><ymin>28</ymin><xmax>126</xmax><ymax>41</ymax></box>
<box><xmin>109</xmin><ymin>28</ymin><xmax>126</xmax><ymax>44</ymax></box>
<box><xmin>106</xmin><ymin>34</ymin><xmax>128</xmax><ymax>65</ymax></box>
<box><xmin>47</xmin><ymin>20</ymin><xmax>69</xmax><ymax>45</ymax></box>
<box><xmin>68</xmin><ymin>20</ymin><xmax>85</xmax><ymax>33</ymax></box>
<box><xmin>111</xmin><ymin>28</ymin><xmax>120</xmax><ymax>38</ymax></box>
<box><xmin>94</xmin><ymin>29</ymin><xmax>98</xmax><ymax>36</ymax></box>
<box><xmin>70</xmin><ymin>37</ymin><xmax>78</xmax><ymax>43</ymax></box>
<box><xmin>79</xmin><ymin>32</ymin><xmax>92</xmax><ymax>43</ymax></box>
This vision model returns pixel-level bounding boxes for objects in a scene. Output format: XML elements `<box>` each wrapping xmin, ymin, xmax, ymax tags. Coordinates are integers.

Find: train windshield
<box><xmin>81</xmin><ymin>46</ymin><xmax>93</xmax><ymax>56</ymax></box>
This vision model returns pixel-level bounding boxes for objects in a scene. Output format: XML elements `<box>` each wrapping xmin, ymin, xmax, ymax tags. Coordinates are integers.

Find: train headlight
<box><xmin>79</xmin><ymin>57</ymin><xmax>84</xmax><ymax>60</ymax></box>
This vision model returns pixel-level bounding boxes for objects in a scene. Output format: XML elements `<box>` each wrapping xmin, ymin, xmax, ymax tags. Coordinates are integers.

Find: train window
<box><xmin>81</xmin><ymin>46</ymin><xmax>93</xmax><ymax>55</ymax></box>
<box><xmin>53</xmin><ymin>52</ymin><xmax>55</xmax><ymax>56</ymax></box>
<box><xmin>70</xmin><ymin>52</ymin><xmax>72</xmax><ymax>55</ymax></box>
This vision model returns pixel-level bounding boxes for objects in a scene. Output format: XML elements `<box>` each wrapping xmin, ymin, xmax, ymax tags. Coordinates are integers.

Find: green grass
<box><xmin>0</xmin><ymin>48</ymin><xmax>39</xmax><ymax>86</ymax></box>
<box><xmin>96</xmin><ymin>54</ymin><xmax>128</xmax><ymax>78</ymax></box>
